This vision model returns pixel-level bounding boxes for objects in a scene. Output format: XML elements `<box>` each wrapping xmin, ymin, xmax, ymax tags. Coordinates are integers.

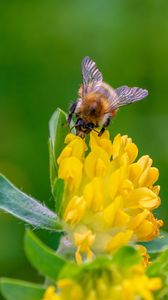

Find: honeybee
<box><xmin>67</xmin><ymin>56</ymin><xmax>148</xmax><ymax>138</ymax></box>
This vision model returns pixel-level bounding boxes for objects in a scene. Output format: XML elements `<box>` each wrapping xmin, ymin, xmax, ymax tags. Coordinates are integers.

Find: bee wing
<box><xmin>110</xmin><ymin>85</ymin><xmax>148</xmax><ymax>110</ymax></box>
<box><xmin>81</xmin><ymin>56</ymin><xmax>103</xmax><ymax>96</ymax></box>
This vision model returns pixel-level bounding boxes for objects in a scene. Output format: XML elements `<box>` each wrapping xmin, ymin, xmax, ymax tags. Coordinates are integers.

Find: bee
<box><xmin>67</xmin><ymin>56</ymin><xmax>148</xmax><ymax>138</ymax></box>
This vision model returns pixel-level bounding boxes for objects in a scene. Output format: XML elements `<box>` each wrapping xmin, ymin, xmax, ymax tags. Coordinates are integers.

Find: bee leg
<box><xmin>98</xmin><ymin>127</ymin><xmax>105</xmax><ymax>136</ymax></box>
<box><xmin>98</xmin><ymin>117</ymin><xmax>111</xmax><ymax>137</ymax></box>
<box><xmin>67</xmin><ymin>101</ymin><xmax>78</xmax><ymax>124</ymax></box>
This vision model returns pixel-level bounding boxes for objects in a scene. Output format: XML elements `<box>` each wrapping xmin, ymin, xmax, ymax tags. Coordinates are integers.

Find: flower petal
<box><xmin>64</xmin><ymin>196</ymin><xmax>86</xmax><ymax>225</ymax></box>
<box><xmin>58</xmin><ymin>157</ymin><xmax>83</xmax><ymax>192</ymax></box>
<box><xmin>125</xmin><ymin>142</ymin><xmax>138</xmax><ymax>163</ymax></box>
<box><xmin>90</xmin><ymin>130</ymin><xmax>113</xmax><ymax>156</ymax></box>
<box><xmin>108</xmin><ymin>166</ymin><xmax>127</xmax><ymax>200</ymax></box>
<box><xmin>106</xmin><ymin>230</ymin><xmax>133</xmax><ymax>253</ymax></box>
<box><xmin>84</xmin><ymin>146</ymin><xmax>110</xmax><ymax>179</ymax></box>
<box><xmin>127</xmin><ymin>187</ymin><xmax>159</xmax><ymax>209</ymax></box>
<box><xmin>83</xmin><ymin>178</ymin><xmax>104</xmax><ymax>212</ymax></box>
<box><xmin>103</xmin><ymin>196</ymin><xmax>123</xmax><ymax>227</ymax></box>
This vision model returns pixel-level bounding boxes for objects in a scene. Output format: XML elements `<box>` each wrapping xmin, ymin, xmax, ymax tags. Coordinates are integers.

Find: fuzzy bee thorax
<box><xmin>76</xmin><ymin>93</ymin><xmax>109</xmax><ymax>124</ymax></box>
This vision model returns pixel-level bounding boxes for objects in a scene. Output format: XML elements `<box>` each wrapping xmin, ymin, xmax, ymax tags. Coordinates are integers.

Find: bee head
<box><xmin>75</xmin><ymin>118</ymin><xmax>94</xmax><ymax>130</ymax></box>
<box><xmin>74</xmin><ymin>118</ymin><xmax>95</xmax><ymax>138</ymax></box>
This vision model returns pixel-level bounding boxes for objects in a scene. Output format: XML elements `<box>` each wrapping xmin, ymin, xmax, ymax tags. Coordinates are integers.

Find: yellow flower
<box><xmin>42</xmin><ymin>280</ymin><xmax>83</xmax><ymax>300</ymax></box>
<box><xmin>42</xmin><ymin>286</ymin><xmax>60</xmax><ymax>300</ymax></box>
<box><xmin>121</xmin><ymin>265</ymin><xmax>162</xmax><ymax>300</ymax></box>
<box><xmin>57</xmin><ymin>131</ymin><xmax>163</xmax><ymax>263</ymax></box>
<box><xmin>58</xmin><ymin>157</ymin><xmax>83</xmax><ymax>192</ymax></box>
<box><xmin>42</xmin><ymin>257</ymin><xmax>162</xmax><ymax>300</ymax></box>
<box><xmin>64</xmin><ymin>196</ymin><xmax>86</xmax><ymax>225</ymax></box>
<box><xmin>74</xmin><ymin>230</ymin><xmax>96</xmax><ymax>263</ymax></box>
<box><xmin>57</xmin><ymin>134</ymin><xmax>87</xmax><ymax>165</ymax></box>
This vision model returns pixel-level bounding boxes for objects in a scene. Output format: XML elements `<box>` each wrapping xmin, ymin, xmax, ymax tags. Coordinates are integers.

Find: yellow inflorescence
<box><xmin>42</xmin><ymin>264</ymin><xmax>162</xmax><ymax>300</ymax></box>
<box><xmin>57</xmin><ymin>131</ymin><xmax>163</xmax><ymax>263</ymax></box>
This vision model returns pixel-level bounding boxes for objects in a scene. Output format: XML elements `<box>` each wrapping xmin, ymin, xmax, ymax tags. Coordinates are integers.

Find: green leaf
<box><xmin>58</xmin><ymin>262</ymin><xmax>80</xmax><ymax>280</ymax></box>
<box><xmin>112</xmin><ymin>246</ymin><xmax>141</xmax><ymax>269</ymax></box>
<box><xmin>0</xmin><ymin>174</ymin><xmax>62</xmax><ymax>231</ymax></box>
<box><xmin>0</xmin><ymin>278</ymin><xmax>45</xmax><ymax>300</ymax></box>
<box><xmin>146</xmin><ymin>249</ymin><xmax>168</xmax><ymax>300</ymax></box>
<box><xmin>59</xmin><ymin>257</ymin><xmax>112</xmax><ymax>281</ymax></box>
<box><xmin>49</xmin><ymin>108</ymin><xmax>75</xmax><ymax>185</ymax></box>
<box><xmin>52</xmin><ymin>178</ymin><xmax>64</xmax><ymax>216</ymax></box>
<box><xmin>49</xmin><ymin>108</ymin><xmax>75</xmax><ymax>214</ymax></box>
<box><xmin>140</xmin><ymin>231</ymin><xmax>168</xmax><ymax>254</ymax></box>
<box><xmin>49</xmin><ymin>108</ymin><xmax>69</xmax><ymax>184</ymax></box>
<box><xmin>147</xmin><ymin>248</ymin><xmax>168</xmax><ymax>277</ymax></box>
<box><xmin>49</xmin><ymin>138</ymin><xmax>57</xmax><ymax>187</ymax></box>
<box><xmin>25</xmin><ymin>230</ymin><xmax>66</xmax><ymax>280</ymax></box>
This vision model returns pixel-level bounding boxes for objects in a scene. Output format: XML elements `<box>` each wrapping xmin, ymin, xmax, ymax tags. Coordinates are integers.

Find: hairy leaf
<box><xmin>0</xmin><ymin>174</ymin><xmax>62</xmax><ymax>231</ymax></box>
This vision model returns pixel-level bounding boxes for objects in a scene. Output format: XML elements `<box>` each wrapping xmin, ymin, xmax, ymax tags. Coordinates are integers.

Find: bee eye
<box><xmin>86</xmin><ymin>123</ymin><xmax>94</xmax><ymax>129</ymax></box>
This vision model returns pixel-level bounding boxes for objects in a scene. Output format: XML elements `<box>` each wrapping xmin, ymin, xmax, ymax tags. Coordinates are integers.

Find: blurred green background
<box><xmin>0</xmin><ymin>1</ymin><xmax>168</xmax><ymax>299</ymax></box>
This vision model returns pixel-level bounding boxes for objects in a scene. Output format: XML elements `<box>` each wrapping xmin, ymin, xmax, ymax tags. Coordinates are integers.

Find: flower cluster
<box><xmin>57</xmin><ymin>131</ymin><xmax>163</xmax><ymax>263</ymax></box>
<box><xmin>0</xmin><ymin>108</ymin><xmax>166</xmax><ymax>300</ymax></box>
<box><xmin>42</xmin><ymin>252</ymin><xmax>162</xmax><ymax>300</ymax></box>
